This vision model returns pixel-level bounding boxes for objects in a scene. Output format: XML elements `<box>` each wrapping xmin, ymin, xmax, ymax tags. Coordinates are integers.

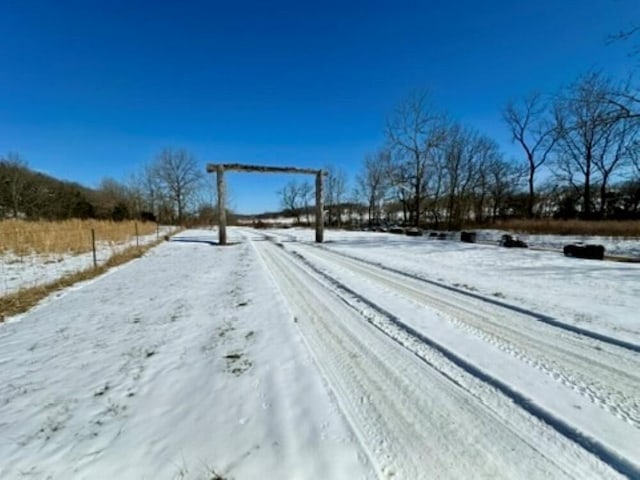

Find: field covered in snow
<box><xmin>1</xmin><ymin>227</ymin><xmax>639</xmax><ymax>479</ymax></box>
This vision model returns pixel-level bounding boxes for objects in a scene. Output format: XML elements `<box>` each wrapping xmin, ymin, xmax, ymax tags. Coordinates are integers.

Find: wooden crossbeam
<box><xmin>206</xmin><ymin>163</ymin><xmax>324</xmax><ymax>175</ymax></box>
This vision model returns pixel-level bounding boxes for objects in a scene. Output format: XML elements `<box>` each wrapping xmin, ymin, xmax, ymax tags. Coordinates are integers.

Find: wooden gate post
<box><xmin>315</xmin><ymin>170</ymin><xmax>324</xmax><ymax>243</ymax></box>
<box><xmin>216</xmin><ymin>165</ymin><xmax>227</xmax><ymax>245</ymax></box>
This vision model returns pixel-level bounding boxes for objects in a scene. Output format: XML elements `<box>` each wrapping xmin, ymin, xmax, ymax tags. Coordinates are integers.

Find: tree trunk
<box><xmin>528</xmin><ymin>167</ymin><xmax>535</xmax><ymax>218</ymax></box>
<box><xmin>584</xmin><ymin>151</ymin><xmax>592</xmax><ymax>217</ymax></box>
<box><xmin>600</xmin><ymin>173</ymin><xmax>610</xmax><ymax>216</ymax></box>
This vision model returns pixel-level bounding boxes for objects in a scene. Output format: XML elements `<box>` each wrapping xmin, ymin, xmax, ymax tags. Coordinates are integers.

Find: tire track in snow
<box><xmin>290</xmin><ymin>241</ymin><xmax>640</xmax><ymax>430</ymax></box>
<box><xmin>319</xmin><ymin>242</ymin><xmax>640</xmax><ymax>354</ymax></box>
<box><xmin>254</xmin><ymin>239</ymin><xmax>627</xmax><ymax>479</ymax></box>
<box><xmin>256</xmin><ymin>229</ymin><xmax>640</xmax><ymax>353</ymax></box>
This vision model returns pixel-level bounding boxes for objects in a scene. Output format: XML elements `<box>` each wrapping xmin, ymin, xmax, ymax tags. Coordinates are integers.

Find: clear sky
<box><xmin>1</xmin><ymin>0</ymin><xmax>638</xmax><ymax>213</ymax></box>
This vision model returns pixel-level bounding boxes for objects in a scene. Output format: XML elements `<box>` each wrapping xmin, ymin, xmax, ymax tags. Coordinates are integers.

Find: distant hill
<box><xmin>0</xmin><ymin>158</ymin><xmax>99</xmax><ymax>220</ymax></box>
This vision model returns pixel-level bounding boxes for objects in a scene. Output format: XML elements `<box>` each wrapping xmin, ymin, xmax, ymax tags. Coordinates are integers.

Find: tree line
<box><xmin>0</xmin><ymin>148</ymin><xmax>211</xmax><ymax>224</ymax></box>
<box><xmin>5</xmin><ymin>56</ymin><xmax>640</xmax><ymax>227</ymax></box>
<box><xmin>276</xmin><ymin>71</ymin><xmax>640</xmax><ymax>230</ymax></box>
<box><xmin>350</xmin><ymin>71</ymin><xmax>640</xmax><ymax>229</ymax></box>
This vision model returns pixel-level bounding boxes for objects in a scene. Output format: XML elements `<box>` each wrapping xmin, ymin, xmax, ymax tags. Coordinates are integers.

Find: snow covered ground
<box><xmin>1</xmin><ymin>227</ymin><xmax>639</xmax><ymax>479</ymax></box>
<box><xmin>1</xmin><ymin>230</ymin><xmax>372</xmax><ymax>479</ymax></box>
<box><xmin>0</xmin><ymin>226</ymin><xmax>176</xmax><ymax>296</ymax></box>
<box><xmin>271</xmin><ymin>228</ymin><xmax>640</xmax><ymax>343</ymax></box>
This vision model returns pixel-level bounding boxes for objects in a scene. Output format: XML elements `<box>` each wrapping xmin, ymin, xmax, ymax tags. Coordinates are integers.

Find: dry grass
<box><xmin>0</xmin><ymin>237</ymin><xmax>167</xmax><ymax>321</ymax></box>
<box><xmin>493</xmin><ymin>219</ymin><xmax>640</xmax><ymax>237</ymax></box>
<box><xmin>0</xmin><ymin>219</ymin><xmax>158</xmax><ymax>256</ymax></box>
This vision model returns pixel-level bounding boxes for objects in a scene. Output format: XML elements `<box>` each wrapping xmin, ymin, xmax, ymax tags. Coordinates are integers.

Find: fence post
<box><xmin>135</xmin><ymin>222</ymin><xmax>139</xmax><ymax>249</ymax></box>
<box><xmin>91</xmin><ymin>229</ymin><xmax>97</xmax><ymax>268</ymax></box>
<box><xmin>156</xmin><ymin>222</ymin><xmax>159</xmax><ymax>240</ymax></box>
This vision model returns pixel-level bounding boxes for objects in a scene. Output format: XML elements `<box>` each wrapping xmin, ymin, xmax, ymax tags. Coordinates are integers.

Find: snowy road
<box><xmin>285</xmin><ymin>240</ymin><xmax>640</xmax><ymax>430</ymax></box>
<box><xmin>1</xmin><ymin>228</ymin><xmax>639</xmax><ymax>479</ymax></box>
<box><xmin>250</xmin><ymin>230</ymin><xmax>640</xmax><ymax>478</ymax></box>
<box><xmin>0</xmin><ymin>231</ymin><xmax>374</xmax><ymax>479</ymax></box>
<box><xmin>253</xmin><ymin>237</ymin><xmax>629</xmax><ymax>479</ymax></box>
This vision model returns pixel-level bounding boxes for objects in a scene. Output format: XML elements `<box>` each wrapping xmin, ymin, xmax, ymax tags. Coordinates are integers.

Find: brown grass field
<box><xmin>490</xmin><ymin>219</ymin><xmax>640</xmax><ymax>237</ymax></box>
<box><xmin>0</xmin><ymin>219</ymin><xmax>158</xmax><ymax>256</ymax></box>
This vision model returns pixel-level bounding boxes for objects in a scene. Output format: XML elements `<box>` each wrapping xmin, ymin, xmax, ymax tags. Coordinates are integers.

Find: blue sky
<box><xmin>1</xmin><ymin>0</ymin><xmax>638</xmax><ymax>213</ymax></box>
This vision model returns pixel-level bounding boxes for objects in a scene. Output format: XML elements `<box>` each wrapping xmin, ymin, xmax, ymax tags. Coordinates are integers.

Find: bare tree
<box><xmin>324</xmin><ymin>165</ymin><xmax>347</xmax><ymax>227</ymax></box>
<box><xmin>279</xmin><ymin>180</ymin><xmax>304</xmax><ymax>223</ymax></box>
<box><xmin>424</xmin><ymin>147</ymin><xmax>447</xmax><ymax>227</ymax></box>
<box><xmin>553</xmin><ymin>73</ymin><xmax>630</xmax><ymax>217</ymax></box>
<box><xmin>594</xmin><ymin>114</ymin><xmax>639</xmax><ymax>214</ymax></box>
<box><xmin>356</xmin><ymin>150</ymin><xmax>390</xmax><ymax>227</ymax></box>
<box><xmin>153</xmin><ymin>148</ymin><xmax>203</xmax><ymax>224</ymax></box>
<box><xmin>472</xmin><ymin>137</ymin><xmax>505</xmax><ymax>223</ymax></box>
<box><xmin>125</xmin><ymin>172</ymin><xmax>145</xmax><ymax>220</ymax></box>
<box><xmin>503</xmin><ymin>92</ymin><xmax>558</xmax><ymax>217</ymax></box>
<box><xmin>300</xmin><ymin>180</ymin><xmax>314</xmax><ymax>225</ymax></box>
<box><xmin>487</xmin><ymin>157</ymin><xmax>524</xmax><ymax>221</ymax></box>
<box><xmin>439</xmin><ymin>124</ymin><xmax>487</xmax><ymax>228</ymax></box>
<box><xmin>630</xmin><ymin>138</ymin><xmax>640</xmax><ymax>177</ymax></box>
<box><xmin>137</xmin><ymin>161</ymin><xmax>173</xmax><ymax>222</ymax></box>
<box><xmin>385</xmin><ymin>151</ymin><xmax>412</xmax><ymax>224</ymax></box>
<box><xmin>386</xmin><ymin>90</ymin><xmax>446</xmax><ymax>226</ymax></box>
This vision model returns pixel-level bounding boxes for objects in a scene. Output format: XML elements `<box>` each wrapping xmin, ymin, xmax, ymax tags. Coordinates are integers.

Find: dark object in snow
<box><xmin>428</xmin><ymin>232</ymin><xmax>438</xmax><ymax>238</ymax></box>
<box><xmin>563</xmin><ymin>243</ymin><xmax>605</xmax><ymax>260</ymax></box>
<box><xmin>389</xmin><ymin>225</ymin><xmax>405</xmax><ymax>234</ymax></box>
<box><xmin>461</xmin><ymin>231</ymin><xmax>476</xmax><ymax>243</ymax></box>
<box><xmin>406</xmin><ymin>227</ymin><xmax>423</xmax><ymax>236</ymax></box>
<box><xmin>437</xmin><ymin>232</ymin><xmax>448</xmax><ymax>240</ymax></box>
<box><xmin>499</xmin><ymin>234</ymin><xmax>528</xmax><ymax>248</ymax></box>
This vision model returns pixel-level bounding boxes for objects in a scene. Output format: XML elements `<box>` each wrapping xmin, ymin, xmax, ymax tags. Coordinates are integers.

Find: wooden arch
<box><xmin>205</xmin><ymin>163</ymin><xmax>325</xmax><ymax>245</ymax></box>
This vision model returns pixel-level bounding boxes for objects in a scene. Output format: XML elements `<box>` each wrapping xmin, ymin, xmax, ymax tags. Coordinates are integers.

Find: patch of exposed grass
<box><xmin>492</xmin><ymin>219</ymin><xmax>640</xmax><ymax>237</ymax></box>
<box><xmin>0</xmin><ymin>237</ymin><xmax>168</xmax><ymax>321</ymax></box>
<box><xmin>0</xmin><ymin>219</ymin><xmax>158</xmax><ymax>256</ymax></box>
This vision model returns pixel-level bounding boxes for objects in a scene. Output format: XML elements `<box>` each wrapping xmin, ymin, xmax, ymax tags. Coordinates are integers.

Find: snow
<box><xmin>1</xmin><ymin>226</ymin><xmax>639</xmax><ymax>479</ymax></box>
<box><xmin>279</xmin><ymin>239</ymin><xmax>640</xmax><ymax>469</ymax></box>
<box><xmin>0</xmin><ymin>226</ymin><xmax>175</xmax><ymax>296</ymax></box>
<box><xmin>0</xmin><ymin>229</ymin><xmax>372</xmax><ymax>479</ymax></box>
<box><xmin>270</xmin><ymin>228</ymin><xmax>640</xmax><ymax>343</ymax></box>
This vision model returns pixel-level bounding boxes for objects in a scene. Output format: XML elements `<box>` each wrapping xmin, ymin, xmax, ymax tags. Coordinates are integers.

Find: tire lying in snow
<box><xmin>461</xmin><ymin>231</ymin><xmax>477</xmax><ymax>243</ymax></box>
<box><xmin>498</xmin><ymin>234</ymin><xmax>528</xmax><ymax>248</ymax></box>
<box><xmin>563</xmin><ymin>243</ymin><xmax>605</xmax><ymax>260</ymax></box>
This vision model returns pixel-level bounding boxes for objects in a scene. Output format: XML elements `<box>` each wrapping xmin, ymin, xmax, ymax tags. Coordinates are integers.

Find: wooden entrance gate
<box><xmin>205</xmin><ymin>163</ymin><xmax>325</xmax><ymax>245</ymax></box>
